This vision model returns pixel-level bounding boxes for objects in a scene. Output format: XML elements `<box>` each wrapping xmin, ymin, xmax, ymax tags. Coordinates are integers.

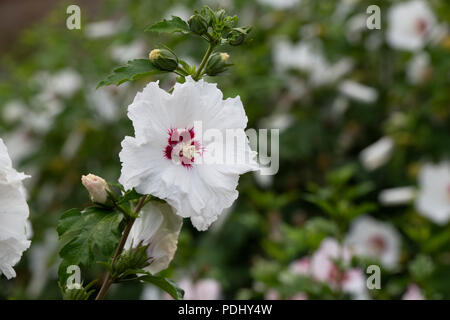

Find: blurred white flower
<box><xmin>387</xmin><ymin>0</ymin><xmax>437</xmax><ymax>51</ymax></box>
<box><xmin>273</xmin><ymin>40</ymin><xmax>353</xmax><ymax>86</ymax></box>
<box><xmin>415</xmin><ymin>161</ymin><xmax>450</xmax><ymax>225</ymax></box>
<box><xmin>346</xmin><ymin>14</ymin><xmax>367</xmax><ymax>44</ymax></box>
<box><xmin>110</xmin><ymin>40</ymin><xmax>147</xmax><ymax>63</ymax></box>
<box><xmin>338</xmin><ymin>80</ymin><xmax>378</xmax><ymax>103</ymax></box>
<box><xmin>46</xmin><ymin>69</ymin><xmax>82</xmax><ymax>98</ymax></box>
<box><xmin>81</xmin><ymin>174</ymin><xmax>110</xmax><ymax>204</ymax></box>
<box><xmin>119</xmin><ymin>77</ymin><xmax>258</xmax><ymax>231</ymax></box>
<box><xmin>165</xmin><ymin>4</ymin><xmax>191</xmax><ymax>21</ymax></box>
<box><xmin>27</xmin><ymin>229</ymin><xmax>59</xmax><ymax>298</ymax></box>
<box><xmin>359</xmin><ymin>137</ymin><xmax>394</xmax><ymax>171</ymax></box>
<box><xmin>2</xmin><ymin>129</ymin><xmax>37</xmax><ymax>163</ymax></box>
<box><xmin>259</xmin><ymin>113</ymin><xmax>294</xmax><ymax>133</ymax></box>
<box><xmin>178</xmin><ymin>278</ymin><xmax>222</xmax><ymax>300</ymax></box>
<box><xmin>407</xmin><ymin>52</ymin><xmax>431</xmax><ymax>84</ymax></box>
<box><xmin>86</xmin><ymin>85</ymin><xmax>122</xmax><ymax>122</ymax></box>
<box><xmin>402</xmin><ymin>284</ymin><xmax>425</xmax><ymax>300</ymax></box>
<box><xmin>2</xmin><ymin>100</ymin><xmax>28</xmax><ymax>124</ymax></box>
<box><xmin>257</xmin><ymin>0</ymin><xmax>300</xmax><ymax>10</ymax></box>
<box><xmin>345</xmin><ymin>216</ymin><xmax>401</xmax><ymax>269</ymax></box>
<box><xmin>0</xmin><ymin>138</ymin><xmax>31</xmax><ymax>279</ymax></box>
<box><xmin>125</xmin><ymin>202</ymin><xmax>182</xmax><ymax>275</ymax></box>
<box><xmin>379</xmin><ymin>186</ymin><xmax>416</xmax><ymax>206</ymax></box>
<box><xmin>85</xmin><ymin>19</ymin><xmax>128</xmax><ymax>38</ymax></box>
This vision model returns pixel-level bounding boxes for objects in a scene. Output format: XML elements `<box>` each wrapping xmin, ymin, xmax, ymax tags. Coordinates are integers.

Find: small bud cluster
<box><xmin>146</xmin><ymin>6</ymin><xmax>251</xmax><ymax>80</ymax></box>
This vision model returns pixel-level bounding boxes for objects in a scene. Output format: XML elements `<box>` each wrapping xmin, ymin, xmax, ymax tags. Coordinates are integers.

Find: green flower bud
<box><xmin>227</xmin><ymin>27</ymin><xmax>250</xmax><ymax>46</ymax></box>
<box><xmin>205</xmin><ymin>52</ymin><xmax>231</xmax><ymax>76</ymax></box>
<box><xmin>149</xmin><ymin>48</ymin><xmax>178</xmax><ymax>71</ymax></box>
<box><xmin>188</xmin><ymin>14</ymin><xmax>209</xmax><ymax>35</ymax></box>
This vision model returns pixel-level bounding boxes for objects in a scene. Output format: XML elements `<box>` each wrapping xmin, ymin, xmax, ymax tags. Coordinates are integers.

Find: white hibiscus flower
<box><xmin>119</xmin><ymin>76</ymin><xmax>258</xmax><ymax>231</ymax></box>
<box><xmin>125</xmin><ymin>202</ymin><xmax>182</xmax><ymax>275</ymax></box>
<box><xmin>415</xmin><ymin>161</ymin><xmax>450</xmax><ymax>225</ymax></box>
<box><xmin>387</xmin><ymin>0</ymin><xmax>437</xmax><ymax>51</ymax></box>
<box><xmin>0</xmin><ymin>138</ymin><xmax>32</xmax><ymax>279</ymax></box>
<box><xmin>345</xmin><ymin>216</ymin><xmax>401</xmax><ymax>269</ymax></box>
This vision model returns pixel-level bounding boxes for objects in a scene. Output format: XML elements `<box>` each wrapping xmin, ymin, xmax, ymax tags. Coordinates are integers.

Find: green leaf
<box><xmin>139</xmin><ymin>275</ymin><xmax>184</xmax><ymax>300</ymax></box>
<box><xmin>58</xmin><ymin>206</ymin><xmax>125</xmax><ymax>266</ymax></box>
<box><xmin>97</xmin><ymin>59</ymin><xmax>166</xmax><ymax>88</ymax></box>
<box><xmin>145</xmin><ymin>16</ymin><xmax>190</xmax><ymax>34</ymax></box>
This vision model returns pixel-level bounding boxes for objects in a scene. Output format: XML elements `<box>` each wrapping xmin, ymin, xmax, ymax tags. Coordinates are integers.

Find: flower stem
<box><xmin>194</xmin><ymin>43</ymin><xmax>215</xmax><ymax>80</ymax></box>
<box><xmin>95</xmin><ymin>195</ymin><xmax>148</xmax><ymax>300</ymax></box>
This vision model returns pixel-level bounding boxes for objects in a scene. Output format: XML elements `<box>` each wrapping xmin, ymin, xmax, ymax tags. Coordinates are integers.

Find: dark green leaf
<box><xmin>58</xmin><ymin>206</ymin><xmax>124</xmax><ymax>266</ymax></box>
<box><xmin>139</xmin><ymin>275</ymin><xmax>184</xmax><ymax>300</ymax></box>
<box><xmin>97</xmin><ymin>59</ymin><xmax>166</xmax><ymax>88</ymax></box>
<box><xmin>145</xmin><ymin>16</ymin><xmax>190</xmax><ymax>34</ymax></box>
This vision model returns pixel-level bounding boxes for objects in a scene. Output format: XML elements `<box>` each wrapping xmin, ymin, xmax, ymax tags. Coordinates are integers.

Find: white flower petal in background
<box><xmin>407</xmin><ymin>52</ymin><xmax>431</xmax><ymax>85</ymax></box>
<box><xmin>2</xmin><ymin>100</ymin><xmax>28</xmax><ymax>124</ymax></box>
<box><xmin>125</xmin><ymin>202</ymin><xmax>182</xmax><ymax>275</ymax></box>
<box><xmin>0</xmin><ymin>138</ymin><xmax>32</xmax><ymax>279</ymax></box>
<box><xmin>387</xmin><ymin>0</ymin><xmax>437</xmax><ymax>51</ymax></box>
<box><xmin>178</xmin><ymin>277</ymin><xmax>222</xmax><ymax>300</ymax></box>
<box><xmin>165</xmin><ymin>4</ymin><xmax>191</xmax><ymax>21</ymax></box>
<box><xmin>26</xmin><ymin>229</ymin><xmax>59</xmax><ymax>298</ymax></box>
<box><xmin>359</xmin><ymin>136</ymin><xmax>394</xmax><ymax>171</ymax></box>
<box><xmin>345</xmin><ymin>215</ymin><xmax>401</xmax><ymax>269</ymax></box>
<box><xmin>257</xmin><ymin>0</ymin><xmax>300</xmax><ymax>10</ymax></box>
<box><xmin>338</xmin><ymin>80</ymin><xmax>378</xmax><ymax>104</ymax></box>
<box><xmin>85</xmin><ymin>19</ymin><xmax>128</xmax><ymax>38</ymax></box>
<box><xmin>119</xmin><ymin>77</ymin><xmax>258</xmax><ymax>231</ymax></box>
<box><xmin>415</xmin><ymin>161</ymin><xmax>450</xmax><ymax>225</ymax></box>
<box><xmin>379</xmin><ymin>186</ymin><xmax>417</xmax><ymax>206</ymax></box>
<box><xmin>110</xmin><ymin>40</ymin><xmax>147</xmax><ymax>64</ymax></box>
<box><xmin>273</xmin><ymin>39</ymin><xmax>353</xmax><ymax>86</ymax></box>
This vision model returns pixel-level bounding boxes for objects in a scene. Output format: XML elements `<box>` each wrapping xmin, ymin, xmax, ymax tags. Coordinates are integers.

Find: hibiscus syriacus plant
<box><xmin>57</xmin><ymin>6</ymin><xmax>256</xmax><ymax>300</ymax></box>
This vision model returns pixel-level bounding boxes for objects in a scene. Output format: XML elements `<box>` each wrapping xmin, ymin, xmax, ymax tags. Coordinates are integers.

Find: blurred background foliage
<box><xmin>0</xmin><ymin>0</ymin><xmax>449</xmax><ymax>299</ymax></box>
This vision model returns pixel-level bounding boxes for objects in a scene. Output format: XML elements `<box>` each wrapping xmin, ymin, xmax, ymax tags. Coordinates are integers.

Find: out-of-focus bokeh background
<box><xmin>0</xmin><ymin>0</ymin><xmax>449</xmax><ymax>300</ymax></box>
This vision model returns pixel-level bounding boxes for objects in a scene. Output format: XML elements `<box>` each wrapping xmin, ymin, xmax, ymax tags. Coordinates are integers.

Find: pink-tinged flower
<box><xmin>119</xmin><ymin>77</ymin><xmax>258</xmax><ymax>231</ymax></box>
<box><xmin>415</xmin><ymin>161</ymin><xmax>450</xmax><ymax>225</ymax></box>
<box><xmin>265</xmin><ymin>289</ymin><xmax>281</xmax><ymax>300</ymax></box>
<box><xmin>310</xmin><ymin>238</ymin><xmax>352</xmax><ymax>285</ymax></box>
<box><xmin>345</xmin><ymin>216</ymin><xmax>401</xmax><ymax>269</ymax></box>
<box><xmin>402</xmin><ymin>284</ymin><xmax>425</xmax><ymax>300</ymax></box>
<box><xmin>0</xmin><ymin>138</ymin><xmax>31</xmax><ymax>279</ymax></box>
<box><xmin>387</xmin><ymin>0</ymin><xmax>437</xmax><ymax>51</ymax></box>
<box><xmin>81</xmin><ymin>173</ymin><xmax>110</xmax><ymax>204</ymax></box>
<box><xmin>289</xmin><ymin>293</ymin><xmax>308</xmax><ymax>300</ymax></box>
<box><xmin>177</xmin><ymin>278</ymin><xmax>222</xmax><ymax>300</ymax></box>
<box><xmin>125</xmin><ymin>202</ymin><xmax>182</xmax><ymax>275</ymax></box>
<box><xmin>289</xmin><ymin>257</ymin><xmax>311</xmax><ymax>275</ymax></box>
<box><xmin>309</xmin><ymin>238</ymin><xmax>369</xmax><ymax>299</ymax></box>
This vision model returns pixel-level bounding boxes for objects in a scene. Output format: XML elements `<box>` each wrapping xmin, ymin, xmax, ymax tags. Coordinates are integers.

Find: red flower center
<box><xmin>369</xmin><ymin>235</ymin><xmax>386</xmax><ymax>253</ymax></box>
<box><xmin>415</xmin><ymin>18</ymin><xmax>428</xmax><ymax>35</ymax></box>
<box><xmin>164</xmin><ymin>128</ymin><xmax>203</xmax><ymax>168</ymax></box>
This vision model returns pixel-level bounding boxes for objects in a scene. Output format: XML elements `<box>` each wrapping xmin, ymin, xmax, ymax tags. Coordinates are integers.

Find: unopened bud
<box><xmin>81</xmin><ymin>174</ymin><xmax>110</xmax><ymax>204</ymax></box>
<box><xmin>227</xmin><ymin>27</ymin><xmax>250</xmax><ymax>46</ymax></box>
<box><xmin>188</xmin><ymin>15</ymin><xmax>209</xmax><ymax>35</ymax></box>
<box><xmin>205</xmin><ymin>52</ymin><xmax>231</xmax><ymax>76</ymax></box>
<box><xmin>149</xmin><ymin>48</ymin><xmax>178</xmax><ymax>71</ymax></box>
